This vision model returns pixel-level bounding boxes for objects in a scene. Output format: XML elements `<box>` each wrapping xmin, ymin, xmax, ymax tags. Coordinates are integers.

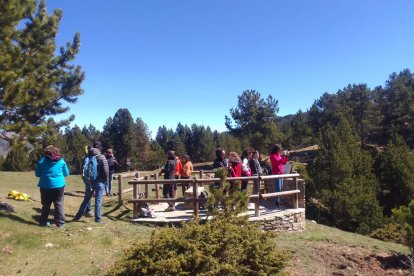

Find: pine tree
<box><xmin>308</xmin><ymin>119</ymin><xmax>383</xmax><ymax>233</ymax></box>
<box><xmin>109</xmin><ymin>108</ymin><xmax>139</xmax><ymax>171</ymax></box>
<box><xmin>0</xmin><ymin>0</ymin><xmax>84</xmax><ymax>140</ymax></box>
<box><xmin>376</xmin><ymin>69</ymin><xmax>414</xmax><ymax>146</ymax></box>
<box><xmin>64</xmin><ymin>125</ymin><xmax>88</xmax><ymax>174</ymax></box>
<box><xmin>375</xmin><ymin>134</ymin><xmax>414</xmax><ymax>216</ymax></box>
<box><xmin>135</xmin><ymin>117</ymin><xmax>151</xmax><ymax>169</ymax></box>
<box><xmin>225</xmin><ymin>90</ymin><xmax>282</xmax><ymax>152</ymax></box>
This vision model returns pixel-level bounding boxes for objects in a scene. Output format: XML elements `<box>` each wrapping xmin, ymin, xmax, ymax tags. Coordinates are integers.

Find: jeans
<box><xmin>181</xmin><ymin>176</ymin><xmax>190</xmax><ymax>196</ymax></box>
<box><xmin>40</xmin><ymin>187</ymin><xmax>65</xmax><ymax>227</ymax></box>
<box><xmin>274</xmin><ymin>178</ymin><xmax>284</xmax><ymax>205</ymax></box>
<box><xmin>75</xmin><ymin>182</ymin><xmax>105</xmax><ymax>222</ymax></box>
<box><xmin>106</xmin><ymin>173</ymin><xmax>114</xmax><ymax>195</ymax></box>
<box><xmin>162</xmin><ymin>184</ymin><xmax>174</xmax><ymax>207</ymax></box>
<box><xmin>241</xmin><ymin>180</ymin><xmax>248</xmax><ymax>191</ymax></box>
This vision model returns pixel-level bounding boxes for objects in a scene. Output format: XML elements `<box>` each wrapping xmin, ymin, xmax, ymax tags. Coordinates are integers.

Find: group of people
<box><xmin>212</xmin><ymin>144</ymin><xmax>289</xmax><ymax>207</ymax></box>
<box><xmin>35</xmin><ymin>141</ymin><xmax>119</xmax><ymax>228</ymax></box>
<box><xmin>159</xmin><ymin>151</ymin><xmax>193</xmax><ymax>211</ymax></box>
<box><xmin>35</xmin><ymin>141</ymin><xmax>289</xmax><ymax>227</ymax></box>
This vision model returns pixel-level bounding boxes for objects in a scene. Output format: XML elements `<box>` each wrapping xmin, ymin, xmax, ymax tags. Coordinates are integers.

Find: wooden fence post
<box><xmin>154</xmin><ymin>173</ymin><xmax>159</xmax><ymax>199</ymax></box>
<box><xmin>144</xmin><ymin>175</ymin><xmax>149</xmax><ymax>198</ymax></box>
<box><xmin>193</xmin><ymin>180</ymin><xmax>199</xmax><ymax>218</ymax></box>
<box><xmin>255</xmin><ymin>175</ymin><xmax>260</xmax><ymax>217</ymax></box>
<box><xmin>133</xmin><ymin>182</ymin><xmax>139</xmax><ymax>219</ymax></box>
<box><xmin>117</xmin><ymin>175</ymin><xmax>123</xmax><ymax>206</ymax></box>
<box><xmin>294</xmin><ymin>176</ymin><xmax>298</xmax><ymax>209</ymax></box>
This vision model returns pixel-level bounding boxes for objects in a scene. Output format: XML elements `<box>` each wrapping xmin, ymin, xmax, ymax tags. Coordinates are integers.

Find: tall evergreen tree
<box><xmin>64</xmin><ymin>125</ymin><xmax>88</xmax><ymax>174</ymax></box>
<box><xmin>308</xmin><ymin>119</ymin><xmax>383</xmax><ymax>233</ymax></box>
<box><xmin>225</xmin><ymin>90</ymin><xmax>282</xmax><ymax>152</ymax></box>
<box><xmin>135</xmin><ymin>117</ymin><xmax>151</xmax><ymax>169</ymax></box>
<box><xmin>290</xmin><ymin>109</ymin><xmax>312</xmax><ymax>147</ymax></box>
<box><xmin>109</xmin><ymin>108</ymin><xmax>138</xmax><ymax>171</ymax></box>
<box><xmin>187</xmin><ymin>124</ymin><xmax>215</xmax><ymax>162</ymax></box>
<box><xmin>376</xmin><ymin>69</ymin><xmax>414</xmax><ymax>146</ymax></box>
<box><xmin>375</xmin><ymin>134</ymin><xmax>414</xmax><ymax>216</ymax></box>
<box><xmin>0</xmin><ymin>0</ymin><xmax>84</xmax><ymax>140</ymax></box>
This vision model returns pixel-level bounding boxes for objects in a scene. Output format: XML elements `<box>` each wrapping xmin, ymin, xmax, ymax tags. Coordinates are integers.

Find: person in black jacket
<box><xmin>159</xmin><ymin>150</ymin><xmax>177</xmax><ymax>211</ymax></box>
<box><xmin>105</xmin><ymin>148</ymin><xmax>119</xmax><ymax>196</ymax></box>
<box><xmin>249</xmin><ymin>150</ymin><xmax>263</xmax><ymax>194</ymax></box>
<box><xmin>212</xmin><ymin>147</ymin><xmax>228</xmax><ymax>169</ymax></box>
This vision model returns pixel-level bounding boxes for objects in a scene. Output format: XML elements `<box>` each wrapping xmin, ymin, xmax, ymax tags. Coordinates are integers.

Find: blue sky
<box><xmin>48</xmin><ymin>0</ymin><xmax>414</xmax><ymax>136</ymax></box>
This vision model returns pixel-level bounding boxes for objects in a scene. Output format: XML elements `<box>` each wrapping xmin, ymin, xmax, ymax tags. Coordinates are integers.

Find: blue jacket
<box><xmin>35</xmin><ymin>156</ymin><xmax>69</xmax><ymax>189</ymax></box>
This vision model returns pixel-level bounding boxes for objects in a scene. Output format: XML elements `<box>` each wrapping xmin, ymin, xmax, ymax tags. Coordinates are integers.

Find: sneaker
<box><xmin>84</xmin><ymin>212</ymin><xmax>93</xmax><ymax>218</ymax></box>
<box><xmin>40</xmin><ymin>222</ymin><xmax>51</xmax><ymax>227</ymax></box>
<box><xmin>57</xmin><ymin>224</ymin><xmax>65</xmax><ymax>229</ymax></box>
<box><xmin>164</xmin><ymin>206</ymin><xmax>175</xmax><ymax>212</ymax></box>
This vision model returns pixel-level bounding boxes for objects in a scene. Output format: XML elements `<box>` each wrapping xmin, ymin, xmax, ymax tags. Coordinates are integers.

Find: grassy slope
<box><xmin>0</xmin><ymin>172</ymin><xmax>409</xmax><ymax>275</ymax></box>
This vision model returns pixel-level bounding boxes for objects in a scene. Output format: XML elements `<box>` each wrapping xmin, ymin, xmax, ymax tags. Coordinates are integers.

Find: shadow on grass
<box><xmin>101</xmin><ymin>202</ymin><xmax>131</xmax><ymax>221</ymax></box>
<box><xmin>64</xmin><ymin>191</ymin><xmax>85</xmax><ymax>197</ymax></box>
<box><xmin>0</xmin><ymin>212</ymin><xmax>38</xmax><ymax>226</ymax></box>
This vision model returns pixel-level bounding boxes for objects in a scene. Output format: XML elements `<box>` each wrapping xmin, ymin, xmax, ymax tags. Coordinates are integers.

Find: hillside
<box><xmin>0</xmin><ymin>172</ymin><xmax>411</xmax><ymax>275</ymax></box>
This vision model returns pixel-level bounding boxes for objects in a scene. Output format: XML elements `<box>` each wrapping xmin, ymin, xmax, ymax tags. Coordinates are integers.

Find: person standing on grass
<box><xmin>74</xmin><ymin>141</ymin><xmax>109</xmax><ymax>223</ymax></box>
<box><xmin>269</xmin><ymin>144</ymin><xmax>289</xmax><ymax>207</ymax></box>
<box><xmin>35</xmin><ymin>145</ymin><xmax>69</xmax><ymax>228</ymax></box>
<box><xmin>159</xmin><ymin>150</ymin><xmax>177</xmax><ymax>211</ymax></box>
<box><xmin>180</xmin><ymin>154</ymin><xmax>193</xmax><ymax>196</ymax></box>
<box><xmin>105</xmin><ymin>148</ymin><xmax>119</xmax><ymax>196</ymax></box>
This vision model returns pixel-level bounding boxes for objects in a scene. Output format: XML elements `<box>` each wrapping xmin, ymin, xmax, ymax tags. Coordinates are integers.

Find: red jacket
<box><xmin>270</xmin><ymin>152</ymin><xmax>288</xmax><ymax>175</ymax></box>
<box><xmin>229</xmin><ymin>161</ymin><xmax>242</xmax><ymax>177</ymax></box>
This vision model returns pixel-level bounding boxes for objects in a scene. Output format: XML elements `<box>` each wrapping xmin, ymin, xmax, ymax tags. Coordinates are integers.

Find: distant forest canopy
<box><xmin>1</xmin><ymin>68</ymin><xmax>414</xmax><ymax>173</ymax></box>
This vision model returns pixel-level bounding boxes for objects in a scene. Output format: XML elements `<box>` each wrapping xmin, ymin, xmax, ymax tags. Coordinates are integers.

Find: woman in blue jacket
<box><xmin>35</xmin><ymin>145</ymin><xmax>69</xmax><ymax>228</ymax></box>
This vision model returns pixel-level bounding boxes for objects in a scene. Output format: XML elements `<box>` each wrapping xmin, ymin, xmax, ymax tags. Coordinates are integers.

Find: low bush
<box><xmin>108</xmin><ymin>168</ymin><xmax>289</xmax><ymax>275</ymax></box>
<box><xmin>369</xmin><ymin>223</ymin><xmax>405</xmax><ymax>244</ymax></box>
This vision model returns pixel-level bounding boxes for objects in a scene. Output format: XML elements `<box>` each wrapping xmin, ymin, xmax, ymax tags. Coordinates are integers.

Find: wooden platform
<box><xmin>130</xmin><ymin>200</ymin><xmax>305</xmax><ymax>229</ymax></box>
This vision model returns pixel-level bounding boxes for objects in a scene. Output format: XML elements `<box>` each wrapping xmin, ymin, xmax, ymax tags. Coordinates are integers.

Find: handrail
<box><xmin>127</xmin><ymin>173</ymin><xmax>302</xmax><ymax>219</ymax></box>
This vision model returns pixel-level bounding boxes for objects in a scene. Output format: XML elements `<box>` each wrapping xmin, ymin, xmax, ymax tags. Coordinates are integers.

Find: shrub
<box><xmin>108</xmin><ymin>167</ymin><xmax>289</xmax><ymax>275</ymax></box>
<box><xmin>393</xmin><ymin>200</ymin><xmax>414</xmax><ymax>251</ymax></box>
<box><xmin>369</xmin><ymin>223</ymin><xmax>405</xmax><ymax>244</ymax></box>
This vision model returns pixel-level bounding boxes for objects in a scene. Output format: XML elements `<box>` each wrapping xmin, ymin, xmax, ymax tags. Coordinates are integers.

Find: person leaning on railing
<box><xmin>159</xmin><ymin>150</ymin><xmax>177</xmax><ymax>212</ymax></box>
<box><xmin>180</xmin><ymin>154</ymin><xmax>193</xmax><ymax>196</ymax></box>
<box><xmin>269</xmin><ymin>144</ymin><xmax>289</xmax><ymax>208</ymax></box>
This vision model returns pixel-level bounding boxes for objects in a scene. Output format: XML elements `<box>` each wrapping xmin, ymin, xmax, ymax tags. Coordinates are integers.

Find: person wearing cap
<box><xmin>74</xmin><ymin>141</ymin><xmax>109</xmax><ymax>223</ymax></box>
<box><xmin>159</xmin><ymin>150</ymin><xmax>177</xmax><ymax>211</ymax></box>
<box><xmin>105</xmin><ymin>148</ymin><xmax>119</xmax><ymax>196</ymax></box>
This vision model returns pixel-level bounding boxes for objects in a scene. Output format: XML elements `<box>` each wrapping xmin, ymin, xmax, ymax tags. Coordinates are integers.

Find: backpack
<box><xmin>138</xmin><ymin>193</ymin><xmax>156</xmax><ymax>218</ymax></box>
<box><xmin>82</xmin><ymin>155</ymin><xmax>99</xmax><ymax>189</ymax></box>
<box><xmin>199</xmin><ymin>191</ymin><xmax>208</xmax><ymax>210</ymax></box>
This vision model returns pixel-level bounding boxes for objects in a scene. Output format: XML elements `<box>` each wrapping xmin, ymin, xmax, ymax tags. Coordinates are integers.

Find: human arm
<box><xmin>62</xmin><ymin>160</ymin><xmax>69</xmax><ymax>177</ymax></box>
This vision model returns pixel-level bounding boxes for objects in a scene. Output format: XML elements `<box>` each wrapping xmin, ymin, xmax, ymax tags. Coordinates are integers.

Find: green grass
<box><xmin>0</xmin><ymin>171</ymin><xmax>410</xmax><ymax>275</ymax></box>
<box><xmin>0</xmin><ymin>171</ymin><xmax>154</xmax><ymax>276</ymax></box>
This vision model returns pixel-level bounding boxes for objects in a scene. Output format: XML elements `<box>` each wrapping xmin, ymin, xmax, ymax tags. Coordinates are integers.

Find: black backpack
<box><xmin>199</xmin><ymin>191</ymin><xmax>208</xmax><ymax>210</ymax></box>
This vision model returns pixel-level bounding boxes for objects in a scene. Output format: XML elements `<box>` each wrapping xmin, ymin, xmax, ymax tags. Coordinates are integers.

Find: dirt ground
<box><xmin>284</xmin><ymin>241</ymin><xmax>412</xmax><ymax>276</ymax></box>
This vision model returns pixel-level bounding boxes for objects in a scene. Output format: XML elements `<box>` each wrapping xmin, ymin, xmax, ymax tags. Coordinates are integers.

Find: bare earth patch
<box><xmin>285</xmin><ymin>241</ymin><xmax>411</xmax><ymax>275</ymax></box>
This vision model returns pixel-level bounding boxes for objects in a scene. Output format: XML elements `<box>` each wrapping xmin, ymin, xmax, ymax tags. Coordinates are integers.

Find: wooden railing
<box><xmin>116</xmin><ymin>170</ymin><xmax>217</xmax><ymax>206</ymax></box>
<box><xmin>126</xmin><ymin>173</ymin><xmax>301</xmax><ymax>219</ymax></box>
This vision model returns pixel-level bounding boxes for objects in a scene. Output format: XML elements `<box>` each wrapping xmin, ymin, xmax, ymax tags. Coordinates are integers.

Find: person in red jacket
<box><xmin>269</xmin><ymin>144</ymin><xmax>289</xmax><ymax>207</ymax></box>
<box><xmin>173</xmin><ymin>153</ymin><xmax>182</xmax><ymax>199</ymax></box>
<box><xmin>228</xmin><ymin>152</ymin><xmax>242</xmax><ymax>190</ymax></box>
